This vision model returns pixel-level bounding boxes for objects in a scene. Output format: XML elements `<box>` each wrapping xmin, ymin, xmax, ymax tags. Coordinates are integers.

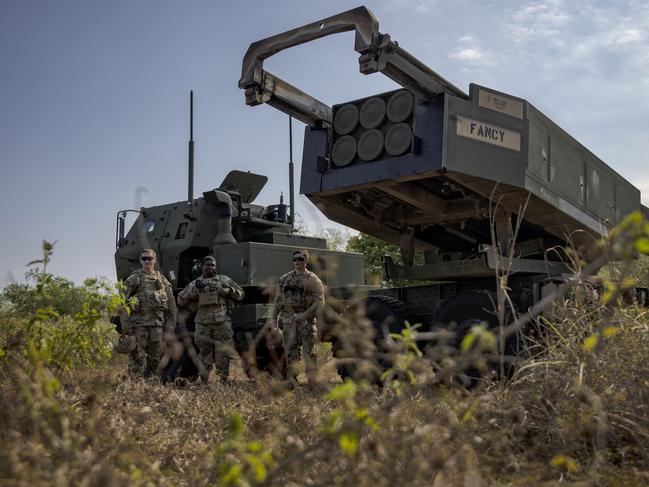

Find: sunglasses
<box><xmin>292</xmin><ymin>257</ymin><xmax>305</xmax><ymax>262</ymax></box>
<box><xmin>140</xmin><ymin>256</ymin><xmax>154</xmax><ymax>262</ymax></box>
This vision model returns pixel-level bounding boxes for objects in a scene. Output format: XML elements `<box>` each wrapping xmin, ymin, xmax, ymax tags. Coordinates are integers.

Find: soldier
<box><xmin>122</xmin><ymin>248</ymin><xmax>177</xmax><ymax>379</ymax></box>
<box><xmin>177</xmin><ymin>256</ymin><xmax>244</xmax><ymax>383</ymax></box>
<box><xmin>270</xmin><ymin>249</ymin><xmax>324</xmax><ymax>386</ymax></box>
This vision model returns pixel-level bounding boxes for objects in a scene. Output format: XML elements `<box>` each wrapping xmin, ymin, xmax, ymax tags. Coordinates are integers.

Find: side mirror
<box><xmin>116</xmin><ymin>211</ymin><xmax>128</xmax><ymax>248</ymax></box>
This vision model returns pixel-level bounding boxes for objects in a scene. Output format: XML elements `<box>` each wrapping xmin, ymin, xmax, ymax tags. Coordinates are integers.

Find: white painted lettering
<box><xmin>456</xmin><ymin>115</ymin><xmax>521</xmax><ymax>152</ymax></box>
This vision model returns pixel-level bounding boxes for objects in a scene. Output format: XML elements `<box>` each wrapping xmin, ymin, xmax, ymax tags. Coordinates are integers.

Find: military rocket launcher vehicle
<box><xmin>239</xmin><ymin>6</ymin><xmax>648</xmax><ymax>353</ymax></box>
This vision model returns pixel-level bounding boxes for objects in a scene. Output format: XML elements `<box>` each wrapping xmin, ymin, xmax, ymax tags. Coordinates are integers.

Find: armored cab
<box><xmin>115</xmin><ymin>170</ymin><xmax>363</xmax><ymax>290</ymax></box>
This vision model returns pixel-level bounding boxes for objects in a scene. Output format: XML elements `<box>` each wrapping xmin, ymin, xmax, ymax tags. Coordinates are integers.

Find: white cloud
<box><xmin>503</xmin><ymin>1</ymin><xmax>649</xmax><ymax>87</ymax></box>
<box><xmin>451</xmin><ymin>48</ymin><xmax>485</xmax><ymax>63</ymax></box>
<box><xmin>610</xmin><ymin>28</ymin><xmax>643</xmax><ymax>45</ymax></box>
<box><xmin>573</xmin><ymin>25</ymin><xmax>646</xmax><ymax>58</ymax></box>
<box><xmin>509</xmin><ymin>0</ymin><xmax>570</xmax><ymax>40</ymax></box>
<box><xmin>449</xmin><ymin>35</ymin><xmax>492</xmax><ymax>66</ymax></box>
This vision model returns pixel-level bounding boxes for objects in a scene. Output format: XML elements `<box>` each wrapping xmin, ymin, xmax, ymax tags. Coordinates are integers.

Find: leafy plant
<box><xmin>380</xmin><ymin>322</ymin><xmax>428</xmax><ymax>390</ymax></box>
<box><xmin>213</xmin><ymin>412</ymin><xmax>274</xmax><ymax>486</ymax></box>
<box><xmin>0</xmin><ymin>241</ymin><xmax>125</xmax><ymax>369</ymax></box>
<box><xmin>322</xmin><ymin>380</ymin><xmax>379</xmax><ymax>457</ymax></box>
<box><xmin>346</xmin><ymin>232</ymin><xmax>401</xmax><ymax>286</ymax></box>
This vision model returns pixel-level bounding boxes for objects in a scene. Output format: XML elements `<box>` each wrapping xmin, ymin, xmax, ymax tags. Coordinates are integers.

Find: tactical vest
<box><xmin>197</xmin><ymin>277</ymin><xmax>227</xmax><ymax>307</ymax></box>
<box><xmin>131</xmin><ymin>271</ymin><xmax>168</xmax><ymax>313</ymax></box>
<box><xmin>279</xmin><ymin>271</ymin><xmax>308</xmax><ymax>311</ymax></box>
<box><xmin>194</xmin><ymin>276</ymin><xmax>233</xmax><ymax>324</ymax></box>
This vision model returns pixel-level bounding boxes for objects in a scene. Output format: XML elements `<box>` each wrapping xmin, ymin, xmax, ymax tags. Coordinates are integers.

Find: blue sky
<box><xmin>1</xmin><ymin>0</ymin><xmax>648</xmax><ymax>284</ymax></box>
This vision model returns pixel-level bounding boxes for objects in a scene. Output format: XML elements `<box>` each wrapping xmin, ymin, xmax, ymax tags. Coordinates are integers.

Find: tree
<box><xmin>291</xmin><ymin>213</ymin><xmax>354</xmax><ymax>251</ymax></box>
<box><xmin>346</xmin><ymin>233</ymin><xmax>400</xmax><ymax>286</ymax></box>
<box><xmin>346</xmin><ymin>233</ymin><xmax>432</xmax><ymax>287</ymax></box>
<box><xmin>0</xmin><ymin>241</ymin><xmax>124</xmax><ymax>369</ymax></box>
<box><xmin>320</xmin><ymin>228</ymin><xmax>353</xmax><ymax>251</ymax></box>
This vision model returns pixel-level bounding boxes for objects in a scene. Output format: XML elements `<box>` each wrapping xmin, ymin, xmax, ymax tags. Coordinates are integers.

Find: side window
<box><xmin>142</xmin><ymin>220</ymin><xmax>156</xmax><ymax>234</ymax></box>
<box><xmin>175</xmin><ymin>222</ymin><xmax>188</xmax><ymax>240</ymax></box>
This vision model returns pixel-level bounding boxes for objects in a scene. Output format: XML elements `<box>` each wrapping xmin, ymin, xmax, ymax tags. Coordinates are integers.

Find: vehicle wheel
<box><xmin>432</xmin><ymin>290</ymin><xmax>517</xmax><ymax>382</ymax></box>
<box><xmin>331</xmin><ymin>336</ymin><xmax>354</xmax><ymax>380</ymax></box>
<box><xmin>161</xmin><ymin>318</ymin><xmax>200</xmax><ymax>383</ymax></box>
<box><xmin>235</xmin><ymin>328</ymin><xmax>285</xmax><ymax>379</ymax></box>
<box><xmin>365</xmin><ymin>295</ymin><xmax>409</xmax><ymax>335</ymax></box>
<box><xmin>332</xmin><ymin>295</ymin><xmax>409</xmax><ymax>382</ymax></box>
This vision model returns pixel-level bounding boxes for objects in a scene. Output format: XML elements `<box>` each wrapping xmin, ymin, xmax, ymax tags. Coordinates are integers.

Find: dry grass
<box><xmin>2</xmin><ymin>305</ymin><xmax>649</xmax><ymax>487</ymax></box>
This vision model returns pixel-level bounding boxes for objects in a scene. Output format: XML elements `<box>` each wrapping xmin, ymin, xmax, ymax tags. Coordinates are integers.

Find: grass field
<box><xmin>2</xmin><ymin>234</ymin><xmax>649</xmax><ymax>486</ymax></box>
<box><xmin>2</xmin><ymin>305</ymin><xmax>649</xmax><ymax>487</ymax></box>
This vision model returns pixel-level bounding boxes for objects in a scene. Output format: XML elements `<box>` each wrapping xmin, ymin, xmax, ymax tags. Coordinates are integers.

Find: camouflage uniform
<box><xmin>272</xmin><ymin>270</ymin><xmax>324</xmax><ymax>383</ymax></box>
<box><xmin>177</xmin><ymin>275</ymin><xmax>244</xmax><ymax>382</ymax></box>
<box><xmin>123</xmin><ymin>270</ymin><xmax>176</xmax><ymax>378</ymax></box>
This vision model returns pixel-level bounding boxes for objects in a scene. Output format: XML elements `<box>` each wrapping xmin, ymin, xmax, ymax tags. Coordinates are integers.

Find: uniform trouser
<box><xmin>281</xmin><ymin>315</ymin><xmax>318</xmax><ymax>382</ymax></box>
<box><xmin>194</xmin><ymin>320</ymin><xmax>234</xmax><ymax>381</ymax></box>
<box><xmin>129</xmin><ymin>325</ymin><xmax>163</xmax><ymax>378</ymax></box>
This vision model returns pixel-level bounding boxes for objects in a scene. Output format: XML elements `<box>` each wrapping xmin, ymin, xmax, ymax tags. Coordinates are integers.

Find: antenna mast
<box><xmin>188</xmin><ymin>90</ymin><xmax>194</xmax><ymax>201</ymax></box>
<box><xmin>288</xmin><ymin>115</ymin><xmax>295</xmax><ymax>227</ymax></box>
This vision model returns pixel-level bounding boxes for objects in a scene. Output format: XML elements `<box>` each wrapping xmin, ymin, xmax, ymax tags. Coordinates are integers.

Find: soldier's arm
<box><xmin>304</xmin><ymin>275</ymin><xmax>325</xmax><ymax>321</ymax></box>
<box><xmin>163</xmin><ymin>278</ymin><xmax>177</xmax><ymax>329</ymax></box>
<box><xmin>177</xmin><ymin>281</ymin><xmax>198</xmax><ymax>307</ymax></box>
<box><xmin>120</xmin><ymin>274</ymin><xmax>140</xmax><ymax>333</ymax></box>
<box><xmin>269</xmin><ymin>276</ymin><xmax>284</xmax><ymax>322</ymax></box>
<box><xmin>123</xmin><ymin>273</ymin><xmax>140</xmax><ymax>300</ymax></box>
<box><xmin>223</xmin><ymin>277</ymin><xmax>244</xmax><ymax>301</ymax></box>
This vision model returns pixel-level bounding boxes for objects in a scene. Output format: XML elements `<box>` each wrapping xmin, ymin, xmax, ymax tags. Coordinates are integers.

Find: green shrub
<box><xmin>0</xmin><ymin>241</ymin><xmax>125</xmax><ymax>369</ymax></box>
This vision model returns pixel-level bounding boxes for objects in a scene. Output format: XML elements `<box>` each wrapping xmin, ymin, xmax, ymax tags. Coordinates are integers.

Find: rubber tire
<box><xmin>365</xmin><ymin>295</ymin><xmax>409</xmax><ymax>339</ymax></box>
<box><xmin>331</xmin><ymin>336</ymin><xmax>353</xmax><ymax>380</ymax></box>
<box><xmin>160</xmin><ymin>318</ymin><xmax>200</xmax><ymax>384</ymax></box>
<box><xmin>333</xmin><ymin>295</ymin><xmax>409</xmax><ymax>382</ymax></box>
<box><xmin>234</xmin><ymin>329</ymin><xmax>285</xmax><ymax>379</ymax></box>
<box><xmin>433</xmin><ymin>290</ymin><xmax>517</xmax><ymax>382</ymax></box>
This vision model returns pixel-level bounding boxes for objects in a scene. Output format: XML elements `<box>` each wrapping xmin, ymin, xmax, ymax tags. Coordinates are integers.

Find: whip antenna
<box><xmin>188</xmin><ymin>90</ymin><xmax>194</xmax><ymax>201</ymax></box>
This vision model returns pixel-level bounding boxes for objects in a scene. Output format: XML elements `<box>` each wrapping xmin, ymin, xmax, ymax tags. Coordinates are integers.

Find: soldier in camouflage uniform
<box><xmin>177</xmin><ymin>256</ymin><xmax>244</xmax><ymax>383</ymax></box>
<box><xmin>123</xmin><ymin>249</ymin><xmax>177</xmax><ymax>378</ymax></box>
<box><xmin>270</xmin><ymin>249</ymin><xmax>324</xmax><ymax>386</ymax></box>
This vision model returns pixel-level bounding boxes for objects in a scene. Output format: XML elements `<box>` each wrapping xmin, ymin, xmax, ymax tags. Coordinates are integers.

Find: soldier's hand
<box><xmin>165</xmin><ymin>327</ymin><xmax>179</xmax><ymax>345</ymax></box>
<box><xmin>266</xmin><ymin>322</ymin><xmax>282</xmax><ymax>347</ymax></box>
<box><xmin>221</xmin><ymin>286</ymin><xmax>231</xmax><ymax>296</ymax></box>
<box><xmin>294</xmin><ymin>312</ymin><xmax>307</xmax><ymax>323</ymax></box>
